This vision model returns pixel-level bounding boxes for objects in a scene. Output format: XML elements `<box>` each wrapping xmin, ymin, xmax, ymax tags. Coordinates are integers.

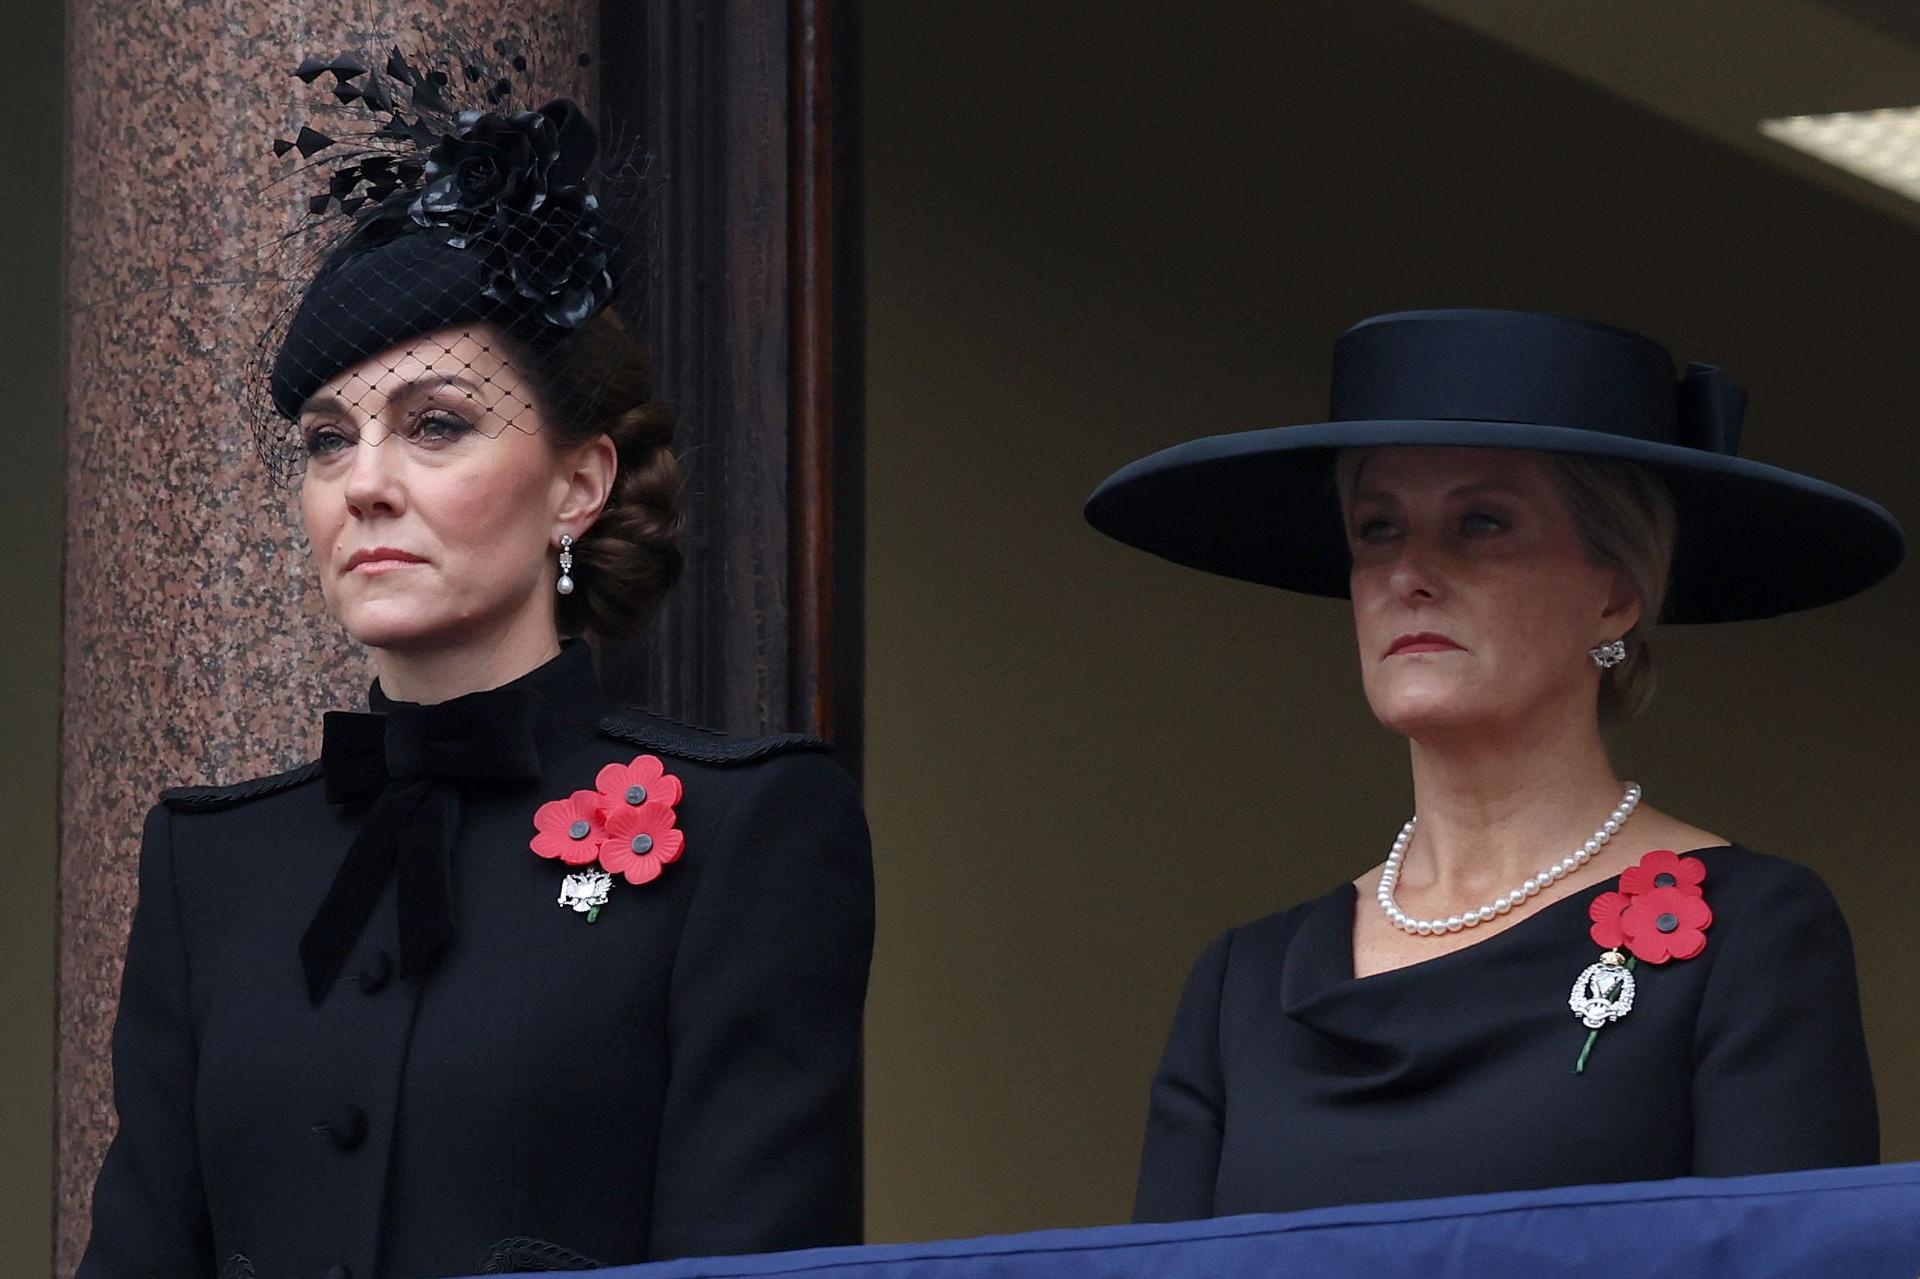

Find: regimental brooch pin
<box><xmin>1571</xmin><ymin>850</ymin><xmax>1713</xmax><ymax>1073</ymax></box>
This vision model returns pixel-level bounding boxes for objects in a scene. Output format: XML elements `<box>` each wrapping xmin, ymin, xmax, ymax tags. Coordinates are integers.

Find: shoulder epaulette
<box><xmin>160</xmin><ymin>760</ymin><xmax>325</xmax><ymax>812</ymax></box>
<box><xmin>596</xmin><ymin>708</ymin><xmax>830</xmax><ymax>766</ymax></box>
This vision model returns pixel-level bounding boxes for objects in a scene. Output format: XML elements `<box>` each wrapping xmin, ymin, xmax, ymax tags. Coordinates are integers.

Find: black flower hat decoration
<box><xmin>253</xmin><ymin>40</ymin><xmax>659</xmax><ymax>482</ymax></box>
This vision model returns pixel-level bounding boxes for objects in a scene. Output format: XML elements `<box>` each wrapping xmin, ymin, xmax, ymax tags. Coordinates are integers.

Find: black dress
<box><xmin>1134</xmin><ymin>845</ymin><xmax>1877</xmax><ymax>1221</ymax></box>
<box><xmin>80</xmin><ymin>644</ymin><xmax>874</xmax><ymax>1278</ymax></box>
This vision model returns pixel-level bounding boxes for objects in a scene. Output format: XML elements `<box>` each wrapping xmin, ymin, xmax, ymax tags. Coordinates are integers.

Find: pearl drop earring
<box><xmin>556</xmin><ymin>535</ymin><xmax>575</xmax><ymax>596</ymax></box>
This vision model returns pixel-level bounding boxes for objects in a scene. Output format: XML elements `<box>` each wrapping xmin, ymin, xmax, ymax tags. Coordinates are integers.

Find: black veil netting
<box><xmin>243</xmin><ymin>40</ymin><xmax>661</xmax><ymax>485</ymax></box>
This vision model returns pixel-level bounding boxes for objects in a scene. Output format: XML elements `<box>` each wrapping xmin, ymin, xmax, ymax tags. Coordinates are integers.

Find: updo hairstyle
<box><xmin>503</xmin><ymin>310</ymin><xmax>684</xmax><ymax>638</ymax></box>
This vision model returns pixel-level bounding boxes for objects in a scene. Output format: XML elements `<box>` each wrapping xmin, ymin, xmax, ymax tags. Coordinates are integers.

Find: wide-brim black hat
<box><xmin>1085</xmin><ymin>309</ymin><xmax>1904</xmax><ymax>623</ymax></box>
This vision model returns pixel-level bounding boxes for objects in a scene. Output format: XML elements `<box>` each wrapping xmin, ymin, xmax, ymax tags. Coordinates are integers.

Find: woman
<box><xmin>1085</xmin><ymin>308</ymin><xmax>1902</xmax><ymax>1219</ymax></box>
<box><xmin>80</xmin><ymin>56</ymin><xmax>872</xmax><ymax>1279</ymax></box>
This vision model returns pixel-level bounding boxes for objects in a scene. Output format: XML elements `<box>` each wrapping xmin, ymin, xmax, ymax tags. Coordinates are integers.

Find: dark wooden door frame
<box><xmin>598</xmin><ymin>0</ymin><xmax>863</xmax><ymax>779</ymax></box>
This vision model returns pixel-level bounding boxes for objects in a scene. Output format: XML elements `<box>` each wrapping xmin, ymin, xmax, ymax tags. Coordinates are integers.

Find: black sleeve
<box><xmin>77</xmin><ymin>804</ymin><xmax>214</xmax><ymax>1278</ymax></box>
<box><xmin>647</xmin><ymin>752</ymin><xmax>876</xmax><ymax>1260</ymax></box>
<box><xmin>1691</xmin><ymin>861</ymin><xmax>1878</xmax><ymax>1174</ymax></box>
<box><xmin>1133</xmin><ymin>929</ymin><xmax>1233</xmax><ymax>1223</ymax></box>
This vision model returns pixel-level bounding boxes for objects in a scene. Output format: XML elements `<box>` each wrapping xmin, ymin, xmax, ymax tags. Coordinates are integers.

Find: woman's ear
<box><xmin>1600</xmin><ymin>569</ymin><xmax>1644</xmax><ymax>636</ymax></box>
<box><xmin>555</xmin><ymin>433</ymin><xmax>618</xmax><ymax>534</ymax></box>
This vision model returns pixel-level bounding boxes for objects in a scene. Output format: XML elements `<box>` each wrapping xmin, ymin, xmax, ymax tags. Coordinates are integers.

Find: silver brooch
<box><xmin>1570</xmin><ymin>950</ymin><xmax>1635</xmax><ymax>1029</ymax></box>
<box><xmin>558</xmin><ymin>869</ymin><xmax>613</xmax><ymax>923</ymax></box>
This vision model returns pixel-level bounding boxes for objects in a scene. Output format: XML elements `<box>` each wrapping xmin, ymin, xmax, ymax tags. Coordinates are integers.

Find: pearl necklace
<box><xmin>1377</xmin><ymin>783</ymin><xmax>1642</xmax><ymax>936</ymax></box>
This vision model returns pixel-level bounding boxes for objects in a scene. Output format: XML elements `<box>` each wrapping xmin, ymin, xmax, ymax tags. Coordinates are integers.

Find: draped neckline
<box><xmin>1279</xmin><ymin>844</ymin><xmax>1737</xmax><ymax>1024</ymax></box>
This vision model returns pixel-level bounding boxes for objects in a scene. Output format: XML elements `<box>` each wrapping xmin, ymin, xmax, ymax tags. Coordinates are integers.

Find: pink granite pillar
<box><xmin>57</xmin><ymin>2</ymin><xmax>596</xmax><ymax>1272</ymax></box>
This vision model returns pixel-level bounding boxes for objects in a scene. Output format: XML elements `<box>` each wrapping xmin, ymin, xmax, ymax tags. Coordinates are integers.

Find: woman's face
<box><xmin>298</xmin><ymin>326</ymin><xmax>598</xmax><ymax>655</ymax></box>
<box><xmin>1342</xmin><ymin>447</ymin><xmax>1639</xmax><ymax>741</ymax></box>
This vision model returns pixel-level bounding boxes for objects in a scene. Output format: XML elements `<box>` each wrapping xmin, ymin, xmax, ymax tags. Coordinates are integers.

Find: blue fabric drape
<box><xmin>553</xmin><ymin>1163</ymin><xmax>1920</xmax><ymax>1279</ymax></box>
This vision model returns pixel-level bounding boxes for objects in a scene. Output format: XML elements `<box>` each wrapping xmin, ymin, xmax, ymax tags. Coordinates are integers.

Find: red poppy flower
<box><xmin>1620</xmin><ymin>886</ymin><xmax>1713</xmax><ymax>963</ymax></box>
<box><xmin>594</xmin><ymin>753</ymin><xmax>684</xmax><ymax>820</ymax></box>
<box><xmin>1588</xmin><ymin>891</ymin><xmax>1632</xmax><ymax>950</ymax></box>
<box><xmin>1619</xmin><ymin>849</ymin><xmax>1706</xmax><ymax>899</ymax></box>
<box><xmin>598</xmin><ymin>800</ymin><xmax>685</xmax><ymax>885</ymax></box>
<box><xmin>530</xmin><ymin>789</ymin><xmax>606</xmax><ymax>866</ymax></box>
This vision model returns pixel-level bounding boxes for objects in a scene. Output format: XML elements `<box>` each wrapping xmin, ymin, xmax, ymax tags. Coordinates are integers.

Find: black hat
<box><xmin>1085</xmin><ymin>309</ymin><xmax>1904</xmax><ymax>623</ymax></box>
<box><xmin>253</xmin><ymin>46</ymin><xmax>656</xmax><ymax>478</ymax></box>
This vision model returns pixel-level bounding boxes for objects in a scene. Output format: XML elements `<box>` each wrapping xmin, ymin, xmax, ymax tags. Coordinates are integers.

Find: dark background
<box><xmin>1</xmin><ymin>0</ymin><xmax>65</xmax><ymax>1267</ymax></box>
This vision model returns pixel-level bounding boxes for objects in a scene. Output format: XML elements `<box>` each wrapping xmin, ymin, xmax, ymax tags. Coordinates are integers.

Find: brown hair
<box><xmin>1547</xmin><ymin>455</ymin><xmax>1676</xmax><ymax>724</ymax></box>
<box><xmin>504</xmin><ymin>310</ymin><xmax>685</xmax><ymax>639</ymax></box>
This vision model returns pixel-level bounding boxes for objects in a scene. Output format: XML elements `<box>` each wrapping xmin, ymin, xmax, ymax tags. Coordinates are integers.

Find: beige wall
<box><xmin>861</xmin><ymin>0</ymin><xmax>1920</xmax><ymax>1244</ymax></box>
<box><xmin>0</xmin><ymin>0</ymin><xmax>63</xmax><ymax>1269</ymax></box>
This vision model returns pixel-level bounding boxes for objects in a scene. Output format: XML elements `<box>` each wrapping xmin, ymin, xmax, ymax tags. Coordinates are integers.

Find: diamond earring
<box><xmin>1590</xmin><ymin>639</ymin><xmax>1627</xmax><ymax>669</ymax></box>
<box><xmin>556</xmin><ymin>535</ymin><xmax>575</xmax><ymax>596</ymax></box>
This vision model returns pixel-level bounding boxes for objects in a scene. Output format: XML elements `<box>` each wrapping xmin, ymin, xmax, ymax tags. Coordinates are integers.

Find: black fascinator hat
<box><xmin>1085</xmin><ymin>309</ymin><xmax>1903</xmax><ymax>623</ymax></box>
<box><xmin>254</xmin><ymin>43</ymin><xmax>658</xmax><ymax>478</ymax></box>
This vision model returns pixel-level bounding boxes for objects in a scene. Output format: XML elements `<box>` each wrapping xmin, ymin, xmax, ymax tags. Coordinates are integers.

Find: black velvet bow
<box><xmin>300</xmin><ymin>686</ymin><xmax>544</xmax><ymax>1004</ymax></box>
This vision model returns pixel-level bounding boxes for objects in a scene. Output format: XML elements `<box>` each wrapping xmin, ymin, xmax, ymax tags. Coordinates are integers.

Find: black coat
<box><xmin>80</xmin><ymin>646</ymin><xmax>874</xmax><ymax>1278</ymax></box>
<box><xmin>1134</xmin><ymin>846</ymin><xmax>1878</xmax><ymax>1221</ymax></box>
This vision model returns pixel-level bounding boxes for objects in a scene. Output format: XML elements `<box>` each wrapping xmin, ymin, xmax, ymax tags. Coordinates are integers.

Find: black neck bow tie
<box><xmin>299</xmin><ymin>686</ymin><xmax>545</xmax><ymax>1004</ymax></box>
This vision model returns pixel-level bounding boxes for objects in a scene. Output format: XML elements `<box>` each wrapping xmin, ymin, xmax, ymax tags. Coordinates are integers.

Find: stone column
<box><xmin>57</xmin><ymin>2</ymin><xmax>595</xmax><ymax>1272</ymax></box>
